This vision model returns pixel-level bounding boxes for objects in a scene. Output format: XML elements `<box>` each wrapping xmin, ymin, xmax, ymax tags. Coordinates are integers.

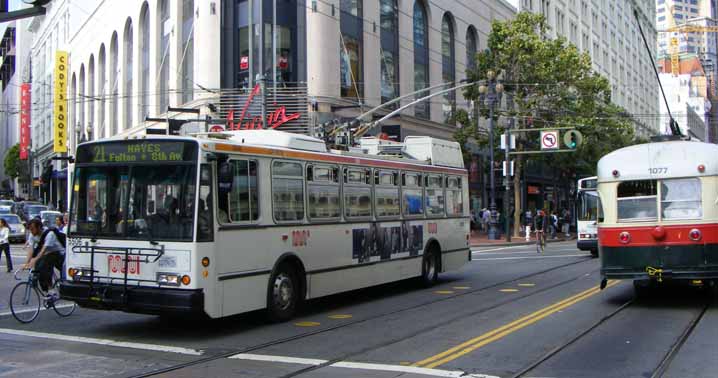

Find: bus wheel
<box><xmin>420</xmin><ymin>248</ymin><xmax>440</xmax><ymax>287</ymax></box>
<box><xmin>267</xmin><ymin>264</ymin><xmax>299</xmax><ymax>322</ymax></box>
<box><xmin>590</xmin><ymin>249</ymin><xmax>598</xmax><ymax>258</ymax></box>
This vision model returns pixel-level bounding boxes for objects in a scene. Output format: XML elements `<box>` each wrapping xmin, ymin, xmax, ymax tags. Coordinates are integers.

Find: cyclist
<box><xmin>21</xmin><ymin>218</ymin><xmax>65</xmax><ymax>297</ymax></box>
<box><xmin>533</xmin><ymin>209</ymin><xmax>549</xmax><ymax>253</ymax></box>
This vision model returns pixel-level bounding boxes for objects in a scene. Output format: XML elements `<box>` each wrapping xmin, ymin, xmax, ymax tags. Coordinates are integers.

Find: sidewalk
<box><xmin>471</xmin><ymin>230</ymin><xmax>576</xmax><ymax>247</ymax></box>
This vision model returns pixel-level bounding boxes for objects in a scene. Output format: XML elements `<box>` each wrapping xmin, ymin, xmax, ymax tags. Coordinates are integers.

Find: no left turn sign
<box><xmin>540</xmin><ymin>131</ymin><xmax>559</xmax><ymax>150</ymax></box>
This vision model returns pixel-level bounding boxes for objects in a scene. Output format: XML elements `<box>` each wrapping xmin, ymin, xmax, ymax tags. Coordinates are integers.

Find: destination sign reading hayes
<box><xmin>76</xmin><ymin>141</ymin><xmax>197</xmax><ymax>163</ymax></box>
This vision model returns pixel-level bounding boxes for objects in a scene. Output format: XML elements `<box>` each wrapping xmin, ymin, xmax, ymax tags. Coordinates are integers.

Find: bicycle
<box><xmin>9</xmin><ymin>268</ymin><xmax>76</xmax><ymax>323</ymax></box>
<box><xmin>535</xmin><ymin>229</ymin><xmax>546</xmax><ymax>254</ymax></box>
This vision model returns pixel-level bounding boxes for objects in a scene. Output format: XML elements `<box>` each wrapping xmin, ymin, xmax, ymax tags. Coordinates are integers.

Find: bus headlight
<box><xmin>157</xmin><ymin>273</ymin><xmax>180</xmax><ymax>286</ymax></box>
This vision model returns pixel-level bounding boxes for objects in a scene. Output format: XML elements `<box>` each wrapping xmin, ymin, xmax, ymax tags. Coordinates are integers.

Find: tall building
<box><xmin>519</xmin><ymin>0</ymin><xmax>660</xmax><ymax>136</ymax></box>
<box><xmin>656</xmin><ymin>0</ymin><xmax>718</xmax><ymax>142</ymax></box>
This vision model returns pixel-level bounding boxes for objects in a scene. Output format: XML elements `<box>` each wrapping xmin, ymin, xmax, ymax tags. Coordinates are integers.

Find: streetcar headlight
<box><xmin>157</xmin><ymin>273</ymin><xmax>180</xmax><ymax>286</ymax></box>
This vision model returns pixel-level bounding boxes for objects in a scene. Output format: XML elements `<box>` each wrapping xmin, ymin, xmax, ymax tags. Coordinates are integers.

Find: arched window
<box><xmin>380</xmin><ymin>0</ymin><xmax>399</xmax><ymax>105</ymax></box>
<box><xmin>340</xmin><ymin>0</ymin><xmax>363</xmax><ymax>99</ymax></box>
<box><xmin>110</xmin><ymin>32</ymin><xmax>119</xmax><ymax>136</ymax></box>
<box><xmin>98</xmin><ymin>44</ymin><xmax>106</xmax><ymax>138</ymax></box>
<box><xmin>413</xmin><ymin>1</ymin><xmax>429</xmax><ymax>118</ymax></box>
<box><xmin>124</xmin><ymin>18</ymin><xmax>134</xmax><ymax>129</ymax></box>
<box><xmin>79</xmin><ymin>65</ymin><xmax>85</xmax><ymax>136</ymax></box>
<box><xmin>442</xmin><ymin>13</ymin><xmax>455</xmax><ymax>124</ymax></box>
<box><xmin>466</xmin><ymin>26</ymin><xmax>478</xmax><ymax>72</ymax></box>
<box><xmin>181</xmin><ymin>0</ymin><xmax>194</xmax><ymax>103</ymax></box>
<box><xmin>140</xmin><ymin>2</ymin><xmax>150</xmax><ymax>120</ymax></box>
<box><xmin>158</xmin><ymin>0</ymin><xmax>170</xmax><ymax>114</ymax></box>
<box><xmin>88</xmin><ymin>55</ymin><xmax>95</xmax><ymax>138</ymax></box>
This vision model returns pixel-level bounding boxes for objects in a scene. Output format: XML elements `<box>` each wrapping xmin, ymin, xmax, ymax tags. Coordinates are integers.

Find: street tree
<box><xmin>456</xmin><ymin>12</ymin><xmax>639</xmax><ymax>238</ymax></box>
<box><xmin>4</xmin><ymin>144</ymin><xmax>22</xmax><ymax>181</ymax></box>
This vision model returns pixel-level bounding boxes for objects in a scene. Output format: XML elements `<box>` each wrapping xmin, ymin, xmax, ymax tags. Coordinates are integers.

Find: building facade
<box><xmin>520</xmin><ymin>0</ymin><xmax>661</xmax><ymax>136</ymax></box>
<box><xmin>62</xmin><ymin>0</ymin><xmax>516</xmax><ymax>216</ymax></box>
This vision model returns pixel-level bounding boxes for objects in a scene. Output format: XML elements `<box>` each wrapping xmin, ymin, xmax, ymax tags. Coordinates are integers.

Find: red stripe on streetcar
<box><xmin>599</xmin><ymin>223</ymin><xmax>718</xmax><ymax>247</ymax></box>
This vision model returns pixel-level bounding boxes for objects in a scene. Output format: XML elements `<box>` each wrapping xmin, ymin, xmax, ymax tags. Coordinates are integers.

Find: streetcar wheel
<box><xmin>420</xmin><ymin>248</ymin><xmax>440</xmax><ymax>287</ymax></box>
<box><xmin>590</xmin><ymin>249</ymin><xmax>598</xmax><ymax>258</ymax></box>
<box><xmin>10</xmin><ymin>282</ymin><xmax>40</xmax><ymax>323</ymax></box>
<box><xmin>267</xmin><ymin>265</ymin><xmax>299</xmax><ymax>322</ymax></box>
<box><xmin>51</xmin><ymin>280</ymin><xmax>76</xmax><ymax>317</ymax></box>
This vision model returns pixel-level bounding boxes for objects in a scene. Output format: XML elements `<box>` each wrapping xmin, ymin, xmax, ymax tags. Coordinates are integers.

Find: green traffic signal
<box><xmin>564</xmin><ymin>130</ymin><xmax>583</xmax><ymax>149</ymax></box>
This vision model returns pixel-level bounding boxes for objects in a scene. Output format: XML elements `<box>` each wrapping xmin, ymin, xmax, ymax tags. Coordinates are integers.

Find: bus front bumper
<box><xmin>59</xmin><ymin>281</ymin><xmax>204</xmax><ymax>315</ymax></box>
<box><xmin>577</xmin><ymin>239</ymin><xmax>597</xmax><ymax>251</ymax></box>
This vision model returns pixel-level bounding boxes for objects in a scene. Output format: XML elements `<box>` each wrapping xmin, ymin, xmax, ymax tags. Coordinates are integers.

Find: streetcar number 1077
<box><xmin>649</xmin><ymin>167</ymin><xmax>668</xmax><ymax>175</ymax></box>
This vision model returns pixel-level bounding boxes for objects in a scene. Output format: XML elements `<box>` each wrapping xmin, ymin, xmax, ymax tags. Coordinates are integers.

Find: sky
<box><xmin>507</xmin><ymin>0</ymin><xmax>520</xmax><ymax>10</ymax></box>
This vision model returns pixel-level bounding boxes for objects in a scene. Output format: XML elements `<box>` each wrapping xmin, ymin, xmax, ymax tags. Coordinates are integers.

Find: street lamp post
<box><xmin>478</xmin><ymin>70</ymin><xmax>503</xmax><ymax>240</ymax></box>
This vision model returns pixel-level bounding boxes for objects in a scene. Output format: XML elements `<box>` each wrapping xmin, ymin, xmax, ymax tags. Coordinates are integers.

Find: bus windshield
<box><xmin>578</xmin><ymin>191</ymin><xmax>598</xmax><ymax>222</ymax></box>
<box><xmin>70</xmin><ymin>164</ymin><xmax>197</xmax><ymax>241</ymax></box>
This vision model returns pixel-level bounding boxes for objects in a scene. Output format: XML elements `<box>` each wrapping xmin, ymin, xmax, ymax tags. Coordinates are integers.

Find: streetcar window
<box><xmin>661</xmin><ymin>178</ymin><xmax>702</xmax><ymax>220</ymax></box>
<box><xmin>402</xmin><ymin>172</ymin><xmax>424</xmax><ymax>216</ymax></box>
<box><xmin>308</xmin><ymin>165</ymin><xmax>340</xmax><ymax>220</ymax></box>
<box><xmin>219</xmin><ymin>159</ymin><xmax>259</xmax><ymax>223</ymax></box>
<box><xmin>425</xmin><ymin>175</ymin><xmax>444</xmax><ymax>216</ymax></box>
<box><xmin>617</xmin><ymin>180</ymin><xmax>657</xmax><ymax>222</ymax></box>
<box><xmin>272</xmin><ymin>161</ymin><xmax>305</xmax><ymax>222</ymax></box>
<box><xmin>375</xmin><ymin>170</ymin><xmax>399</xmax><ymax>218</ymax></box>
<box><xmin>446</xmin><ymin>176</ymin><xmax>463</xmax><ymax>216</ymax></box>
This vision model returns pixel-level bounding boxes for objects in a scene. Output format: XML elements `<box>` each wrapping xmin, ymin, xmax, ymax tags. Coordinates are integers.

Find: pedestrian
<box><xmin>550</xmin><ymin>211</ymin><xmax>559</xmax><ymax>239</ymax></box>
<box><xmin>562</xmin><ymin>208</ymin><xmax>571</xmax><ymax>237</ymax></box>
<box><xmin>0</xmin><ymin>219</ymin><xmax>11</xmax><ymax>272</ymax></box>
<box><xmin>524</xmin><ymin>209</ymin><xmax>533</xmax><ymax>241</ymax></box>
<box><xmin>55</xmin><ymin>216</ymin><xmax>66</xmax><ymax>233</ymax></box>
<box><xmin>481</xmin><ymin>209</ymin><xmax>490</xmax><ymax>234</ymax></box>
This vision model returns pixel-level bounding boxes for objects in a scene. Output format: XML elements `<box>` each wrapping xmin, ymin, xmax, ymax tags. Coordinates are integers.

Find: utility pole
<box><xmin>478</xmin><ymin>71</ymin><xmax>504</xmax><ymax>240</ymax></box>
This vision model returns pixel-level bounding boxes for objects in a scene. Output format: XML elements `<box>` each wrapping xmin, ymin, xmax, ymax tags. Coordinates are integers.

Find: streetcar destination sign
<box><xmin>76</xmin><ymin>141</ymin><xmax>197</xmax><ymax>163</ymax></box>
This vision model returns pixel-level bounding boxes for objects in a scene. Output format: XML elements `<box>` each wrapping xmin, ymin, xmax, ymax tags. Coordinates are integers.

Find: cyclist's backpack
<box><xmin>32</xmin><ymin>228</ymin><xmax>66</xmax><ymax>257</ymax></box>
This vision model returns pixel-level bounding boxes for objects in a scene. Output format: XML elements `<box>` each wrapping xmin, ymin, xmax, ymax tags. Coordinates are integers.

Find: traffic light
<box><xmin>41</xmin><ymin>163</ymin><xmax>52</xmax><ymax>193</ymax></box>
<box><xmin>564</xmin><ymin>130</ymin><xmax>583</xmax><ymax>149</ymax></box>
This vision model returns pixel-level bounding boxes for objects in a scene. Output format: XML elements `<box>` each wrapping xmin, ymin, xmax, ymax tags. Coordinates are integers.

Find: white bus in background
<box><xmin>576</xmin><ymin>176</ymin><xmax>599</xmax><ymax>257</ymax></box>
<box><xmin>61</xmin><ymin>130</ymin><xmax>471</xmax><ymax>321</ymax></box>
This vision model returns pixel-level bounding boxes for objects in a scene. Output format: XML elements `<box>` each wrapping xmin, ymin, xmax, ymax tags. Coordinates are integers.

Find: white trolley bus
<box><xmin>61</xmin><ymin>130</ymin><xmax>471</xmax><ymax>320</ymax></box>
<box><xmin>597</xmin><ymin>138</ymin><xmax>718</xmax><ymax>289</ymax></box>
<box><xmin>576</xmin><ymin>176</ymin><xmax>599</xmax><ymax>257</ymax></box>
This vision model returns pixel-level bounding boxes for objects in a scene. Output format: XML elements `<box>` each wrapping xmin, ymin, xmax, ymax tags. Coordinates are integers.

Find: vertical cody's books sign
<box><xmin>53</xmin><ymin>51</ymin><xmax>68</xmax><ymax>153</ymax></box>
<box><xmin>19</xmin><ymin>83</ymin><xmax>31</xmax><ymax>160</ymax></box>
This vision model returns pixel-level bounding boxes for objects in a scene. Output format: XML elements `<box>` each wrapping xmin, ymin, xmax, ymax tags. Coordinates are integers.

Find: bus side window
<box><xmin>197</xmin><ymin>164</ymin><xmax>214</xmax><ymax>242</ymax></box>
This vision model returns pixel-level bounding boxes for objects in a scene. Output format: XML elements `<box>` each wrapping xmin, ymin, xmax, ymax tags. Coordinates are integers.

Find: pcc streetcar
<box><xmin>60</xmin><ymin>130</ymin><xmax>471</xmax><ymax>320</ymax></box>
<box><xmin>596</xmin><ymin>138</ymin><xmax>718</xmax><ymax>291</ymax></box>
<box><xmin>576</xmin><ymin>176</ymin><xmax>598</xmax><ymax>257</ymax></box>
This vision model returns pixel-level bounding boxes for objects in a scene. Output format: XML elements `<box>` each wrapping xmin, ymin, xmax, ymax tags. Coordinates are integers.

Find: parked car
<box><xmin>23</xmin><ymin>204</ymin><xmax>48</xmax><ymax>222</ymax></box>
<box><xmin>0</xmin><ymin>214</ymin><xmax>25</xmax><ymax>243</ymax></box>
<box><xmin>40</xmin><ymin>210</ymin><xmax>63</xmax><ymax>227</ymax></box>
<box><xmin>0</xmin><ymin>206</ymin><xmax>12</xmax><ymax>214</ymax></box>
<box><xmin>0</xmin><ymin>200</ymin><xmax>16</xmax><ymax>213</ymax></box>
<box><xmin>17</xmin><ymin>201</ymin><xmax>41</xmax><ymax>219</ymax></box>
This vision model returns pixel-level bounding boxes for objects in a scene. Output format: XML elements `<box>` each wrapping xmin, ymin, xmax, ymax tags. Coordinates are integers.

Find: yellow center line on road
<box><xmin>413</xmin><ymin>280</ymin><xmax>621</xmax><ymax>369</ymax></box>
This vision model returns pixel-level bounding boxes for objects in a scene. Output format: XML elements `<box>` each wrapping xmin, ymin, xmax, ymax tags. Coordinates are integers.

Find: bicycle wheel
<box><xmin>10</xmin><ymin>282</ymin><xmax>40</xmax><ymax>323</ymax></box>
<box><xmin>50</xmin><ymin>276</ymin><xmax>76</xmax><ymax>317</ymax></box>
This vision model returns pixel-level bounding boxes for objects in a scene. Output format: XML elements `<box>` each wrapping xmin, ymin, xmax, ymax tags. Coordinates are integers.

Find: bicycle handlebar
<box><xmin>13</xmin><ymin>268</ymin><xmax>32</xmax><ymax>281</ymax></box>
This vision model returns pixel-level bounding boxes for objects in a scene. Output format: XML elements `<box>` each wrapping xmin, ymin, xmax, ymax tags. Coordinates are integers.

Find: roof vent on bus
<box><xmin>224</xmin><ymin>130</ymin><xmax>328</xmax><ymax>153</ymax></box>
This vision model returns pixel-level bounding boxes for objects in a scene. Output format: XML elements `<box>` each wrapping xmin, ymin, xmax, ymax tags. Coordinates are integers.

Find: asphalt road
<box><xmin>0</xmin><ymin>241</ymin><xmax>716</xmax><ymax>378</ymax></box>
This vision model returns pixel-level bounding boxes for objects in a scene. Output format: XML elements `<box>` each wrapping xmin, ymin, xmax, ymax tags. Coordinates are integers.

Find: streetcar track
<box><xmin>650</xmin><ymin>302</ymin><xmax>710</xmax><ymax>378</ymax></box>
<box><xmin>129</xmin><ymin>256</ymin><xmax>594</xmax><ymax>377</ymax></box>
<box><xmin>509</xmin><ymin>299</ymin><xmax>635</xmax><ymax>378</ymax></box>
<box><xmin>510</xmin><ymin>294</ymin><xmax>712</xmax><ymax>378</ymax></box>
